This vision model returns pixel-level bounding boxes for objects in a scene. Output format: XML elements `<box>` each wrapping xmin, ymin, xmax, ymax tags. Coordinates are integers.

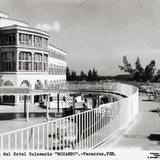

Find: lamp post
<box><xmin>46</xmin><ymin>94</ymin><xmax>50</xmax><ymax>120</ymax></box>
<box><xmin>24</xmin><ymin>95</ymin><xmax>29</xmax><ymax>122</ymax></box>
<box><xmin>72</xmin><ymin>94</ymin><xmax>75</xmax><ymax>115</ymax></box>
<box><xmin>97</xmin><ymin>94</ymin><xmax>100</xmax><ymax>107</ymax></box>
<box><xmin>57</xmin><ymin>93</ymin><xmax>60</xmax><ymax>115</ymax></box>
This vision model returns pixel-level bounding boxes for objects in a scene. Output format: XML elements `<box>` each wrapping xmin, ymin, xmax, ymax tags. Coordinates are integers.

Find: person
<box><xmin>83</xmin><ymin>103</ymin><xmax>87</xmax><ymax>110</ymax></box>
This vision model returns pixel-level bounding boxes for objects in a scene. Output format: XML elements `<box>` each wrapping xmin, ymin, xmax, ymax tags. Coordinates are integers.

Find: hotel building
<box><xmin>0</xmin><ymin>11</ymin><xmax>67</xmax><ymax>105</ymax></box>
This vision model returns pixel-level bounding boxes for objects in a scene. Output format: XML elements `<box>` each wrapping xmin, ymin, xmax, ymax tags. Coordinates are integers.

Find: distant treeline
<box><xmin>66</xmin><ymin>55</ymin><xmax>160</xmax><ymax>82</ymax></box>
<box><xmin>66</xmin><ymin>67</ymin><xmax>138</xmax><ymax>82</ymax></box>
<box><xmin>66</xmin><ymin>67</ymin><xmax>99</xmax><ymax>81</ymax></box>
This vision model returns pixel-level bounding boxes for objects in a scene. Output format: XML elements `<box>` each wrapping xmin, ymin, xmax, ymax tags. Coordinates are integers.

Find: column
<box><xmin>24</xmin><ymin>95</ymin><xmax>26</xmax><ymax>117</ymax></box>
<box><xmin>14</xmin><ymin>95</ymin><xmax>20</xmax><ymax>106</ymax></box>
<box><xmin>32</xmin><ymin>52</ymin><xmax>34</xmax><ymax>71</ymax></box>
<box><xmin>31</xmin><ymin>95</ymin><xmax>34</xmax><ymax>104</ymax></box>
<box><xmin>0</xmin><ymin>96</ymin><xmax>3</xmax><ymax>104</ymax></box>
<box><xmin>87</xmin><ymin>98</ymin><xmax>90</xmax><ymax>109</ymax></box>
<box><xmin>32</xmin><ymin>35</ymin><xmax>34</xmax><ymax>47</ymax></box>
<box><xmin>24</xmin><ymin>95</ymin><xmax>30</xmax><ymax>121</ymax></box>
<box><xmin>42</xmin><ymin>37</ymin><xmax>44</xmax><ymax>48</ymax></box>
<box><xmin>16</xmin><ymin>32</ymin><xmax>19</xmax><ymax>45</ymax></box>
<box><xmin>26</xmin><ymin>96</ymin><xmax>29</xmax><ymax>122</ymax></box>
<box><xmin>16</xmin><ymin>50</ymin><xmax>19</xmax><ymax>72</ymax></box>
<box><xmin>41</xmin><ymin>53</ymin><xmax>44</xmax><ymax>72</ymax></box>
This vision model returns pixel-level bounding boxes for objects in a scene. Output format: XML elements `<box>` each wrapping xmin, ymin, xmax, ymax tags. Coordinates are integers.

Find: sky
<box><xmin>0</xmin><ymin>0</ymin><xmax>160</xmax><ymax>76</ymax></box>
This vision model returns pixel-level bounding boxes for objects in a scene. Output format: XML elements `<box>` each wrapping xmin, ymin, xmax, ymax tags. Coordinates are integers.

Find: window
<box><xmin>0</xmin><ymin>51</ymin><xmax>16</xmax><ymax>72</ymax></box>
<box><xmin>48</xmin><ymin>64</ymin><xmax>66</xmax><ymax>75</ymax></box>
<box><xmin>43</xmin><ymin>54</ymin><xmax>48</xmax><ymax>71</ymax></box>
<box><xmin>19</xmin><ymin>33</ymin><xmax>32</xmax><ymax>46</ymax></box>
<box><xmin>34</xmin><ymin>36</ymin><xmax>42</xmax><ymax>47</ymax></box>
<box><xmin>44</xmin><ymin>80</ymin><xmax>49</xmax><ymax>89</ymax></box>
<box><xmin>19</xmin><ymin>95</ymin><xmax>31</xmax><ymax>103</ymax></box>
<box><xmin>3</xmin><ymin>96</ymin><xmax>15</xmax><ymax>103</ymax></box>
<box><xmin>34</xmin><ymin>53</ymin><xmax>42</xmax><ymax>71</ymax></box>
<box><xmin>49</xmin><ymin>49</ymin><xmax>66</xmax><ymax>61</ymax></box>
<box><xmin>34</xmin><ymin>80</ymin><xmax>43</xmax><ymax>90</ymax></box>
<box><xmin>18</xmin><ymin>52</ymin><xmax>32</xmax><ymax>71</ymax></box>
<box><xmin>21</xmin><ymin>80</ymin><xmax>30</xmax><ymax>88</ymax></box>
<box><xmin>43</xmin><ymin>38</ymin><xmax>48</xmax><ymax>48</ymax></box>
<box><xmin>3</xmin><ymin>80</ymin><xmax>14</xmax><ymax>86</ymax></box>
<box><xmin>0</xmin><ymin>33</ymin><xmax>16</xmax><ymax>45</ymax></box>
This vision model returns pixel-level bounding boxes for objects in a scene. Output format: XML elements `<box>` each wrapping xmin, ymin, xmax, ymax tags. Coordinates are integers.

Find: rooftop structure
<box><xmin>0</xmin><ymin>11</ymin><xmax>9</xmax><ymax>18</ymax></box>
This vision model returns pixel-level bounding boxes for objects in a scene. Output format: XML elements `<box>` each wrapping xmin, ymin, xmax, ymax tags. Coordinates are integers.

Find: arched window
<box><xmin>49</xmin><ymin>80</ymin><xmax>53</xmax><ymax>89</ymax></box>
<box><xmin>3</xmin><ymin>80</ymin><xmax>13</xmax><ymax>86</ymax></box>
<box><xmin>44</xmin><ymin>80</ymin><xmax>49</xmax><ymax>89</ymax></box>
<box><xmin>34</xmin><ymin>80</ymin><xmax>43</xmax><ymax>90</ymax></box>
<box><xmin>20</xmin><ymin>80</ymin><xmax>31</xmax><ymax>88</ymax></box>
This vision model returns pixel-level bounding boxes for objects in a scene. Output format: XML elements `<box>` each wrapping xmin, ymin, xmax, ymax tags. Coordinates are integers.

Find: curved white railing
<box><xmin>0</xmin><ymin>83</ymin><xmax>139</xmax><ymax>150</ymax></box>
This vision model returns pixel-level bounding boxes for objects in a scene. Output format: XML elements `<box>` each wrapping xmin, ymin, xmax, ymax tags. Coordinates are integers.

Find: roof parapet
<box><xmin>0</xmin><ymin>11</ymin><xmax>9</xmax><ymax>18</ymax></box>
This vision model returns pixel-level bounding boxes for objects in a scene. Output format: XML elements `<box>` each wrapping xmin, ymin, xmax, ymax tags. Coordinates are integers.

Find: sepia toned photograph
<box><xmin>0</xmin><ymin>0</ymin><xmax>160</xmax><ymax>159</ymax></box>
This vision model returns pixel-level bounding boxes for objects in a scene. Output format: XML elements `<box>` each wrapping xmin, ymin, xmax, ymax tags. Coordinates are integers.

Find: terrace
<box><xmin>0</xmin><ymin>82</ymin><xmax>139</xmax><ymax>150</ymax></box>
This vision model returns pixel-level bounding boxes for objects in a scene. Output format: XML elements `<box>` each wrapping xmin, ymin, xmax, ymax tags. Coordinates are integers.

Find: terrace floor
<box><xmin>0</xmin><ymin>93</ymin><xmax>158</xmax><ymax>151</ymax></box>
<box><xmin>0</xmin><ymin>103</ymin><xmax>56</xmax><ymax>134</ymax></box>
<box><xmin>97</xmin><ymin>94</ymin><xmax>160</xmax><ymax>150</ymax></box>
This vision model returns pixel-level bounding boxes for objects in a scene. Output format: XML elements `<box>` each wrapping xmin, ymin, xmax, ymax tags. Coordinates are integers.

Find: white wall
<box><xmin>0</xmin><ymin>73</ymin><xmax>66</xmax><ymax>89</ymax></box>
<box><xmin>48</xmin><ymin>57</ymin><xmax>67</xmax><ymax>67</ymax></box>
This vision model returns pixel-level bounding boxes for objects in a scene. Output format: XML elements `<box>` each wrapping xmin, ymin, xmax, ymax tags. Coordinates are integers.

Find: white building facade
<box><xmin>0</xmin><ymin>11</ymin><xmax>67</xmax><ymax>105</ymax></box>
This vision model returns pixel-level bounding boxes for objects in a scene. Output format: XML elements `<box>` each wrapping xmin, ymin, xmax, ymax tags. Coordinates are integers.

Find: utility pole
<box><xmin>72</xmin><ymin>94</ymin><xmax>75</xmax><ymax>114</ymax></box>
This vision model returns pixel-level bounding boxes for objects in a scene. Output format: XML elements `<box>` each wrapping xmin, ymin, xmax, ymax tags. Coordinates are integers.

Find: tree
<box><xmin>87</xmin><ymin>69</ymin><xmax>92</xmax><ymax>81</ymax></box>
<box><xmin>79</xmin><ymin>70</ymin><xmax>86</xmax><ymax>81</ymax></box>
<box><xmin>156</xmin><ymin>69</ymin><xmax>160</xmax><ymax>76</ymax></box>
<box><xmin>70</xmin><ymin>71</ymin><xmax>77</xmax><ymax>81</ymax></box>
<box><xmin>134</xmin><ymin>57</ymin><xmax>144</xmax><ymax>81</ymax></box>
<box><xmin>119</xmin><ymin>56</ymin><xmax>157</xmax><ymax>82</ymax></box>
<box><xmin>143</xmin><ymin>60</ymin><xmax>156</xmax><ymax>81</ymax></box>
<box><xmin>92</xmin><ymin>68</ymin><xmax>99</xmax><ymax>81</ymax></box>
<box><xmin>66</xmin><ymin>67</ymin><xmax>71</xmax><ymax>81</ymax></box>
<box><xmin>86</xmin><ymin>68</ymin><xmax>99</xmax><ymax>81</ymax></box>
<box><xmin>118</xmin><ymin>56</ymin><xmax>135</xmax><ymax>79</ymax></box>
<box><xmin>155</xmin><ymin>69</ymin><xmax>160</xmax><ymax>82</ymax></box>
<box><xmin>66</xmin><ymin>67</ymin><xmax>99</xmax><ymax>81</ymax></box>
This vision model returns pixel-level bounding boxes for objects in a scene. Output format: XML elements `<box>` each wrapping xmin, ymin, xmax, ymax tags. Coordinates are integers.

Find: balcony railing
<box><xmin>19</xmin><ymin>41</ymin><xmax>48</xmax><ymax>50</ymax></box>
<box><xmin>0</xmin><ymin>83</ymin><xmax>139</xmax><ymax>150</ymax></box>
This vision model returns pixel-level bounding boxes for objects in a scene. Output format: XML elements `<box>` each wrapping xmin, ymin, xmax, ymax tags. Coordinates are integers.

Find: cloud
<box><xmin>35</xmin><ymin>21</ymin><xmax>61</xmax><ymax>32</ymax></box>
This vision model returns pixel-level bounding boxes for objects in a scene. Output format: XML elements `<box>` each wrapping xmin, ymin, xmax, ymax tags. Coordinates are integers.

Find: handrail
<box><xmin>0</xmin><ymin>83</ymin><xmax>139</xmax><ymax>150</ymax></box>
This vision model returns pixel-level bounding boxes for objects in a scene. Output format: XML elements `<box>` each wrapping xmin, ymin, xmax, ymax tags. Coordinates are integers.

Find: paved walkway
<box><xmin>98</xmin><ymin>94</ymin><xmax>160</xmax><ymax>150</ymax></box>
<box><xmin>0</xmin><ymin>103</ymin><xmax>62</xmax><ymax>113</ymax></box>
<box><xmin>0</xmin><ymin>117</ymin><xmax>48</xmax><ymax>134</ymax></box>
<box><xmin>0</xmin><ymin>103</ymin><xmax>57</xmax><ymax>134</ymax></box>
